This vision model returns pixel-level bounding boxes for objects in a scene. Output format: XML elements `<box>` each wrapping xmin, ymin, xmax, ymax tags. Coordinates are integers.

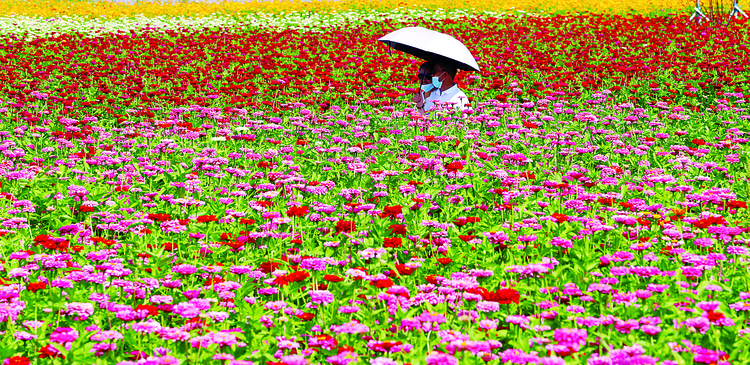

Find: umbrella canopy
<box><xmin>378</xmin><ymin>26</ymin><xmax>480</xmax><ymax>72</ymax></box>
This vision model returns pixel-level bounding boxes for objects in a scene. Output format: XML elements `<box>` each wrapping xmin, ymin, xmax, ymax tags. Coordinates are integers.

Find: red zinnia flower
<box><xmin>27</xmin><ymin>281</ymin><xmax>47</xmax><ymax>293</ymax></box>
<box><xmin>225</xmin><ymin>241</ymin><xmax>245</xmax><ymax>250</ymax></box>
<box><xmin>692</xmin><ymin>219</ymin><xmax>712</xmax><ymax>229</ymax></box>
<box><xmin>453</xmin><ymin>218</ymin><xmax>469</xmax><ymax>227</ymax></box>
<box><xmin>389</xmin><ymin>224</ymin><xmax>406</xmax><ymax>236</ymax></box>
<box><xmin>286</xmin><ymin>271</ymin><xmax>310</xmax><ymax>283</ymax></box>
<box><xmin>522</xmin><ymin>121</ymin><xmax>539</xmax><ymax>129</ymax></box>
<box><xmin>272</xmin><ymin>276</ymin><xmax>291</xmax><ymax>287</ymax></box>
<box><xmin>204</xmin><ymin>277</ymin><xmax>226</xmax><ymax>286</ymax></box>
<box><xmin>135</xmin><ymin>304</ymin><xmax>159</xmax><ymax>316</ymax></box>
<box><xmin>379</xmin><ymin>205</ymin><xmax>402</xmax><ymax>219</ymax></box>
<box><xmin>296</xmin><ymin>312</ymin><xmax>315</xmax><ymax>321</ymax></box>
<box><xmin>597</xmin><ymin>197</ymin><xmax>615</xmax><ymax>206</ymax></box>
<box><xmin>6</xmin><ymin>356</ymin><xmax>30</xmax><ymax>365</ymax></box>
<box><xmin>34</xmin><ymin>234</ymin><xmax>51</xmax><ymax>243</ymax></box>
<box><xmin>286</xmin><ymin>206</ymin><xmax>310</xmax><ymax>218</ymax></box>
<box><xmin>374</xmin><ymin>279</ymin><xmax>394</xmax><ymax>289</ymax></box>
<box><xmin>323</xmin><ymin>275</ymin><xmax>344</xmax><ymax>282</ymax></box>
<box><xmin>707</xmin><ymin>310</ymin><xmax>725</xmax><ymax>322</ymax></box>
<box><xmin>425</xmin><ymin>275</ymin><xmax>441</xmax><ymax>285</ymax></box>
<box><xmin>383</xmin><ymin>237</ymin><xmax>403</xmax><ymax>248</ymax></box>
<box><xmin>196</xmin><ymin>215</ymin><xmax>217</xmax><ymax>223</ymax></box>
<box><xmin>259</xmin><ymin>261</ymin><xmax>280</xmax><ymax>274</ymax></box>
<box><xmin>436</xmin><ymin>258</ymin><xmax>453</xmax><ymax>266</ymax></box>
<box><xmin>334</xmin><ymin>220</ymin><xmax>356</xmax><ymax>235</ymax></box>
<box><xmin>147</xmin><ymin>213</ymin><xmax>172</xmax><ymax>222</ymax></box>
<box><xmin>482</xmin><ymin>288</ymin><xmax>520</xmax><ymax>305</ymax></box>
<box><xmin>444</xmin><ymin>161</ymin><xmax>464</xmax><ymax>173</ymax></box>
<box><xmin>39</xmin><ymin>345</ymin><xmax>64</xmax><ymax>359</ymax></box>
<box><xmin>395</xmin><ymin>264</ymin><xmax>414</xmax><ymax>276</ymax></box>
<box><xmin>727</xmin><ymin>200</ymin><xmax>748</xmax><ymax>209</ymax></box>
<box><xmin>552</xmin><ymin>213</ymin><xmax>568</xmax><ymax>223</ymax></box>
<box><xmin>618</xmin><ymin>202</ymin><xmax>634</xmax><ymax>210</ymax></box>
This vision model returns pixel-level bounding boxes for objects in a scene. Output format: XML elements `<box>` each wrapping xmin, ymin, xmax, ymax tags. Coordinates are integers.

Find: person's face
<box><xmin>418</xmin><ymin>67</ymin><xmax>432</xmax><ymax>85</ymax></box>
<box><xmin>433</xmin><ymin>66</ymin><xmax>448</xmax><ymax>83</ymax></box>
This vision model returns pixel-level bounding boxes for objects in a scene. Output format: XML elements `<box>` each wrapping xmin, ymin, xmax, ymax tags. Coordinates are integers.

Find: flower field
<box><xmin>1</xmin><ymin>5</ymin><xmax>750</xmax><ymax>365</ymax></box>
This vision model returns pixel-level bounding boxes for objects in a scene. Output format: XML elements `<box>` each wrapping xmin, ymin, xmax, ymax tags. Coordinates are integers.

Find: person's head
<box><xmin>418</xmin><ymin>62</ymin><xmax>435</xmax><ymax>86</ymax></box>
<box><xmin>418</xmin><ymin>62</ymin><xmax>436</xmax><ymax>93</ymax></box>
<box><xmin>432</xmin><ymin>60</ymin><xmax>458</xmax><ymax>90</ymax></box>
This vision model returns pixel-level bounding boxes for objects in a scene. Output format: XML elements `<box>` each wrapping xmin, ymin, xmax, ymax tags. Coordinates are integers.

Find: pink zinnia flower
<box><xmin>426</xmin><ymin>352</ymin><xmax>459</xmax><ymax>365</ymax></box>
<box><xmin>641</xmin><ymin>325</ymin><xmax>662</xmax><ymax>336</ymax></box>
<box><xmin>50</xmin><ymin>327</ymin><xmax>79</xmax><ymax>350</ymax></box>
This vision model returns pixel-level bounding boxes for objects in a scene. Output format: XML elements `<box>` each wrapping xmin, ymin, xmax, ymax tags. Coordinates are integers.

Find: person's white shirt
<box><xmin>424</xmin><ymin>84</ymin><xmax>469</xmax><ymax>112</ymax></box>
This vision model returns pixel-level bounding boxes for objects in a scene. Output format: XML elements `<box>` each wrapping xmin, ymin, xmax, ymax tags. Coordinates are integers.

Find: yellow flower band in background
<box><xmin>1</xmin><ymin>0</ymin><xmax>696</xmax><ymax>18</ymax></box>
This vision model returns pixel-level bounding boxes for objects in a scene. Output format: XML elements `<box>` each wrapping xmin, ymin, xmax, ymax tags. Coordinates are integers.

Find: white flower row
<box><xmin>0</xmin><ymin>8</ymin><xmax>546</xmax><ymax>39</ymax></box>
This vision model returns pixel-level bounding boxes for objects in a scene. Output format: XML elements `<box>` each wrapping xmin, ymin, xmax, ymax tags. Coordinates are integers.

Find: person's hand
<box><xmin>412</xmin><ymin>92</ymin><xmax>424</xmax><ymax>108</ymax></box>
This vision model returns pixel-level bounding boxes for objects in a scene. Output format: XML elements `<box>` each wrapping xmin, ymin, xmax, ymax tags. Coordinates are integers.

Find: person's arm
<box><xmin>416</xmin><ymin>100</ymin><xmax>427</xmax><ymax>115</ymax></box>
<box><xmin>413</xmin><ymin>91</ymin><xmax>429</xmax><ymax>115</ymax></box>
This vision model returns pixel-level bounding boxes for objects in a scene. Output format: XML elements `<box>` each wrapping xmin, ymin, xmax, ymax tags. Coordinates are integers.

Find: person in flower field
<box><xmin>412</xmin><ymin>61</ymin><xmax>437</xmax><ymax>114</ymax></box>
<box><xmin>417</xmin><ymin>59</ymin><xmax>469</xmax><ymax>113</ymax></box>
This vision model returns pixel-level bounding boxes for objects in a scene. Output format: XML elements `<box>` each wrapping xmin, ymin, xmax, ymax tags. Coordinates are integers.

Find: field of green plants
<box><xmin>0</xmin><ymin>8</ymin><xmax>748</xmax><ymax>365</ymax></box>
